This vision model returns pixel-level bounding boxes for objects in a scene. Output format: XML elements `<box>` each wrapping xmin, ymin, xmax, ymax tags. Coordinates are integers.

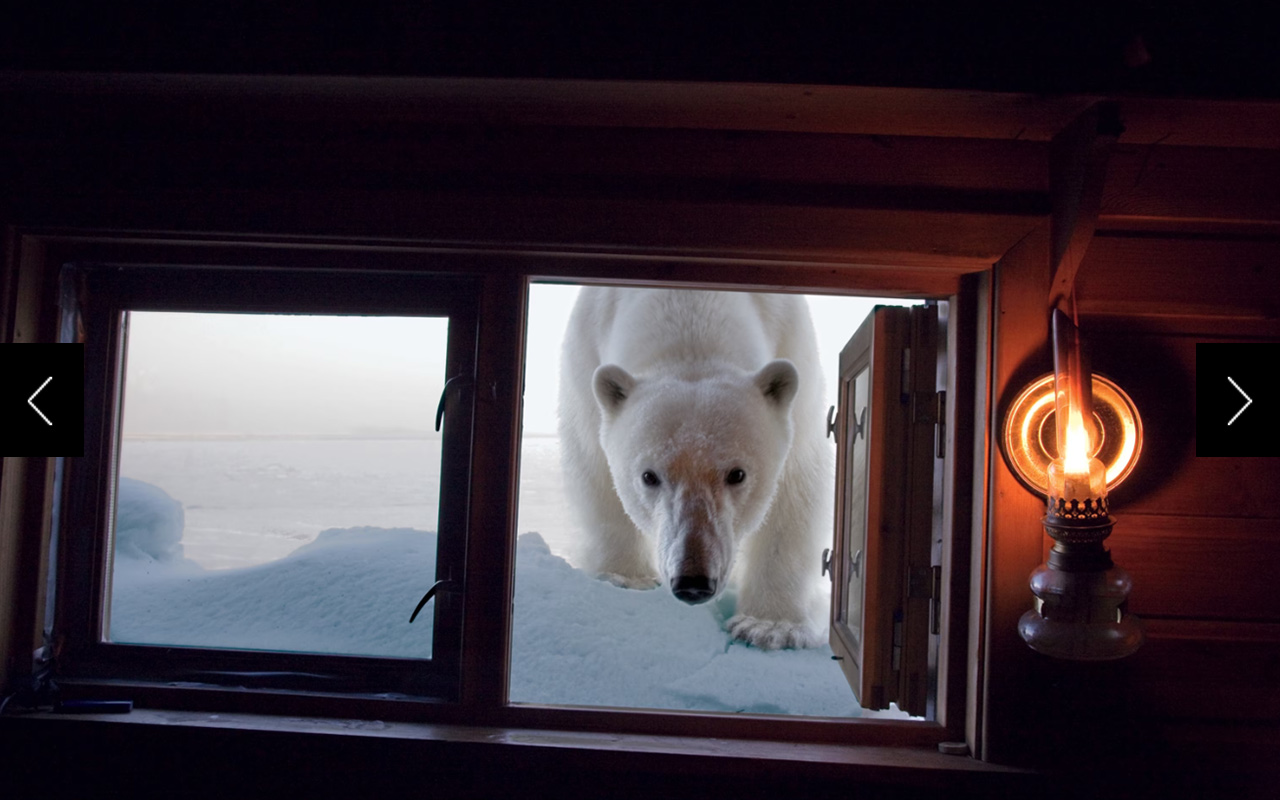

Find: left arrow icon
<box><xmin>28</xmin><ymin>376</ymin><xmax>53</xmax><ymax>426</ymax></box>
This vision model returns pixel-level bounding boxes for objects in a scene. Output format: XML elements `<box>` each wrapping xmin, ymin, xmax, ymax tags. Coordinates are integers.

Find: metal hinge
<box><xmin>911</xmin><ymin>387</ymin><xmax>946</xmax><ymax>463</ymax></box>
<box><xmin>935</xmin><ymin>390</ymin><xmax>947</xmax><ymax>458</ymax></box>
<box><xmin>909</xmin><ymin>565</ymin><xmax>943</xmax><ymax>636</ymax></box>
<box><xmin>931</xmin><ymin>565</ymin><xmax>942</xmax><ymax>635</ymax></box>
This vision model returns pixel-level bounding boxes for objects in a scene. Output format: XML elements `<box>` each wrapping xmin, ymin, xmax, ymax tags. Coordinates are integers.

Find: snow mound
<box><xmin>110</xmin><ymin>527</ymin><xmax>437</xmax><ymax>659</ymax></box>
<box><xmin>115</xmin><ymin>477</ymin><xmax>186</xmax><ymax>562</ymax></box>
<box><xmin>108</xmin><ymin>478</ymin><xmax>899</xmax><ymax>717</ymax></box>
<box><xmin>510</xmin><ymin>532</ymin><xmax>869</xmax><ymax>717</ymax></box>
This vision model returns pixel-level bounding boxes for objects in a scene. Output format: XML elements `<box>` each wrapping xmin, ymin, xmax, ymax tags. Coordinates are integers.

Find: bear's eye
<box><xmin>641</xmin><ymin>470</ymin><xmax>661</xmax><ymax>487</ymax></box>
<box><xmin>726</xmin><ymin>468</ymin><xmax>746</xmax><ymax>485</ymax></box>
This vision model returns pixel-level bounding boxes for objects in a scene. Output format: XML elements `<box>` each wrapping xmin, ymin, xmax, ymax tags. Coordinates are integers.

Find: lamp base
<box><xmin>1018</xmin><ymin>552</ymin><xmax>1144</xmax><ymax>661</ymax></box>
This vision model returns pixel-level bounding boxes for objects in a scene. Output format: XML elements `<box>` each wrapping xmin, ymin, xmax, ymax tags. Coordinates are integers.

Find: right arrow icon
<box><xmin>1227</xmin><ymin>376</ymin><xmax>1252</xmax><ymax>426</ymax></box>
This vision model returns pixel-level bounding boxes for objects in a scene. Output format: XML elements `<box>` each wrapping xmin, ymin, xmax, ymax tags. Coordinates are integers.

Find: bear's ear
<box><xmin>754</xmin><ymin>359</ymin><xmax>799</xmax><ymax>410</ymax></box>
<box><xmin>593</xmin><ymin>364</ymin><xmax>637</xmax><ymax>416</ymax></box>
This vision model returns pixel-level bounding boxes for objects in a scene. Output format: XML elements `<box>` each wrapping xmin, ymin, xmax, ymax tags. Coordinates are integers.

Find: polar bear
<box><xmin>558</xmin><ymin>287</ymin><xmax>831</xmax><ymax>649</ymax></box>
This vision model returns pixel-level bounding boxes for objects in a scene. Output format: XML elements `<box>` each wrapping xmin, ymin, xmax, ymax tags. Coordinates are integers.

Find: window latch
<box><xmin>435</xmin><ymin>375</ymin><xmax>472</xmax><ymax>432</ymax></box>
<box><xmin>410</xmin><ymin>579</ymin><xmax>460</xmax><ymax>623</ymax></box>
<box><xmin>825</xmin><ymin>405</ymin><xmax>866</xmax><ymax>441</ymax></box>
<box><xmin>823</xmin><ymin>548</ymin><xmax>861</xmax><ymax>580</ymax></box>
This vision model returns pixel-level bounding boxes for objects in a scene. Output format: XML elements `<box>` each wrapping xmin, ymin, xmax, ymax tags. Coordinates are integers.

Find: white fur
<box><xmin>558</xmin><ymin>288</ymin><xmax>831</xmax><ymax>649</ymax></box>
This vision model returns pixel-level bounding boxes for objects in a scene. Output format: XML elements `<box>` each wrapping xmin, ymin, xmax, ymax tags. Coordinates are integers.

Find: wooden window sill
<box><xmin>2</xmin><ymin>708</ymin><xmax>1030</xmax><ymax>791</ymax></box>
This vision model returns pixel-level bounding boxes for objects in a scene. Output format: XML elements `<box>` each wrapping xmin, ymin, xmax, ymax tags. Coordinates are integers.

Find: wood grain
<box><xmin>1131</xmin><ymin>619</ymin><xmax>1280</xmax><ymax>723</ymax></box>
<box><xmin>979</xmin><ymin>226</ymin><xmax>1054</xmax><ymax>764</ymax></box>
<box><xmin>1112</xmin><ymin>515</ymin><xmax>1280</xmax><ymax>621</ymax></box>
<box><xmin>1103</xmin><ymin>145</ymin><xmax>1280</xmax><ymax>225</ymax></box>
<box><xmin>1077</xmin><ymin>235</ymin><xmax>1280</xmax><ymax>321</ymax></box>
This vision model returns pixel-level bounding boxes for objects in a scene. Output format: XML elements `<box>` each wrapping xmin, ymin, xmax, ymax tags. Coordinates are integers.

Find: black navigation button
<box><xmin>1225</xmin><ymin>376</ymin><xmax>1253</xmax><ymax>427</ymax></box>
<box><xmin>1196</xmin><ymin>343</ymin><xmax>1278</xmax><ymax>457</ymax></box>
<box><xmin>2</xmin><ymin>344</ymin><xmax>84</xmax><ymax>456</ymax></box>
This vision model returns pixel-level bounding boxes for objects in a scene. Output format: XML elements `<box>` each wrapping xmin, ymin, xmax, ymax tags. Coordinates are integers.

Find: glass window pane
<box><xmin>841</xmin><ymin>366</ymin><xmax>870</xmax><ymax>642</ymax></box>
<box><xmin>106</xmin><ymin>311</ymin><xmax>448</xmax><ymax>659</ymax></box>
<box><xmin>510</xmin><ymin>285</ymin><xmax>917</xmax><ymax>718</ymax></box>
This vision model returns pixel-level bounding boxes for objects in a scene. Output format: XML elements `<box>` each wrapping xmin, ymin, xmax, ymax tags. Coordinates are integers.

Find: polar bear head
<box><xmin>592</xmin><ymin>359</ymin><xmax>798</xmax><ymax>605</ymax></box>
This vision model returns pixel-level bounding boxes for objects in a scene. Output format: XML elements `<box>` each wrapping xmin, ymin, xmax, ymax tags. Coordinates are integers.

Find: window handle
<box><xmin>828</xmin><ymin>405</ymin><xmax>867</xmax><ymax>440</ymax></box>
<box><xmin>409</xmin><ymin>579</ymin><xmax>459</xmax><ymax>623</ymax></box>
<box><xmin>824</xmin><ymin>550</ymin><xmax>863</xmax><ymax>579</ymax></box>
<box><xmin>435</xmin><ymin>375</ymin><xmax>472</xmax><ymax>432</ymax></box>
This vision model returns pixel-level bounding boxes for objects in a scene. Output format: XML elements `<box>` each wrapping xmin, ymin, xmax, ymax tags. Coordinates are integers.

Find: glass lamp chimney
<box><xmin>1046</xmin><ymin>309</ymin><xmax>1108</xmax><ymax>525</ymax></box>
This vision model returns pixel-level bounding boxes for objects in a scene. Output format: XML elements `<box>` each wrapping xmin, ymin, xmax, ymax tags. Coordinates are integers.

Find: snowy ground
<box><xmin>109</xmin><ymin>440</ymin><xmax>909</xmax><ymax>719</ymax></box>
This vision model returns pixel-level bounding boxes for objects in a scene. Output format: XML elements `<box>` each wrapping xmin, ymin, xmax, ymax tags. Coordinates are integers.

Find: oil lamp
<box><xmin>1016</xmin><ymin>309</ymin><xmax>1143</xmax><ymax>660</ymax></box>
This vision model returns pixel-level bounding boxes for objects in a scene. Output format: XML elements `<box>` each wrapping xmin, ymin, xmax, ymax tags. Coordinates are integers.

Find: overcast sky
<box><xmin>120</xmin><ymin>287</ymin><xmax>913</xmax><ymax>438</ymax></box>
<box><xmin>120</xmin><ymin>313</ymin><xmax>449</xmax><ymax>437</ymax></box>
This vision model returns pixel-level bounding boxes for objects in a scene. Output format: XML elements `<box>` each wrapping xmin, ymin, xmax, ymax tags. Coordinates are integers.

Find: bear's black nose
<box><xmin>671</xmin><ymin>575</ymin><xmax>717</xmax><ymax>604</ymax></box>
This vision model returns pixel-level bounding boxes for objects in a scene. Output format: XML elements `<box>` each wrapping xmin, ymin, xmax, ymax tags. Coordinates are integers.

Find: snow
<box><xmin>511</xmin><ymin>532</ymin><xmax>875</xmax><ymax>716</ymax></box>
<box><xmin>114</xmin><ymin>477</ymin><xmax>187</xmax><ymax>563</ymax></box>
<box><xmin>111</xmin><ymin>524</ymin><xmax>437</xmax><ymax>660</ymax></box>
<box><xmin>109</xmin><ymin>474</ymin><xmax>908</xmax><ymax>719</ymax></box>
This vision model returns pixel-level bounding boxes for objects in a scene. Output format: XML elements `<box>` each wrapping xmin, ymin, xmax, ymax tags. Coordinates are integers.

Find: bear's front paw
<box><xmin>600</xmin><ymin>572</ymin><xmax>661</xmax><ymax>590</ymax></box>
<box><xmin>727</xmin><ymin>614</ymin><xmax>823</xmax><ymax>650</ymax></box>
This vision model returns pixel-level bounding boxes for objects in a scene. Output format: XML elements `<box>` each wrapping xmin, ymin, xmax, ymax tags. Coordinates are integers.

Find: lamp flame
<box><xmin>1062</xmin><ymin>405</ymin><xmax>1092</xmax><ymax>475</ymax></box>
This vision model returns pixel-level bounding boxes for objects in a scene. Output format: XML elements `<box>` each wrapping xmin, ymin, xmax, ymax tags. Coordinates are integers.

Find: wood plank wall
<box><xmin>1089</xmin><ymin>131</ymin><xmax>1280</xmax><ymax>734</ymax></box>
<box><xmin>1079</xmin><ymin>233</ymin><xmax>1280</xmax><ymax>726</ymax></box>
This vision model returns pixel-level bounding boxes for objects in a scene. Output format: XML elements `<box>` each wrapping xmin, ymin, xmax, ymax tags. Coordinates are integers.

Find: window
<box><xmin>509</xmin><ymin>282</ymin><xmax>943</xmax><ymax>721</ymax></box>
<box><xmin>109</xmin><ymin>311</ymin><xmax>449</xmax><ymax>660</ymax></box>
<box><xmin>830</xmin><ymin>303</ymin><xmax>944</xmax><ymax>717</ymax></box>
<box><xmin>27</xmin><ymin>236</ymin><xmax>977</xmax><ymax>749</ymax></box>
<box><xmin>54</xmin><ymin>261</ymin><xmax>478</xmax><ymax>698</ymax></box>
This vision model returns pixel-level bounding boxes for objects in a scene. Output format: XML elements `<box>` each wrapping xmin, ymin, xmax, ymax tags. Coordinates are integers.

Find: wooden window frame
<box><xmin>10</xmin><ymin>229</ymin><xmax>987</xmax><ymax>753</ymax></box>
<box><xmin>55</xmin><ymin>259</ymin><xmax>480</xmax><ymax>699</ymax></box>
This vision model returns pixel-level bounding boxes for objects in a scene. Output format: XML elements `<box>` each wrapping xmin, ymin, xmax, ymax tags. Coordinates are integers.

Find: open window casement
<box><xmin>829</xmin><ymin>303</ymin><xmax>941</xmax><ymax>718</ymax></box>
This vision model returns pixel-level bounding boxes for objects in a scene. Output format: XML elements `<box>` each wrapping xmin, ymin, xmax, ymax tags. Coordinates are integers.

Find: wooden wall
<box><xmin>1083</xmin><ymin>231</ymin><xmax>1280</xmax><ymax>725</ymax></box>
